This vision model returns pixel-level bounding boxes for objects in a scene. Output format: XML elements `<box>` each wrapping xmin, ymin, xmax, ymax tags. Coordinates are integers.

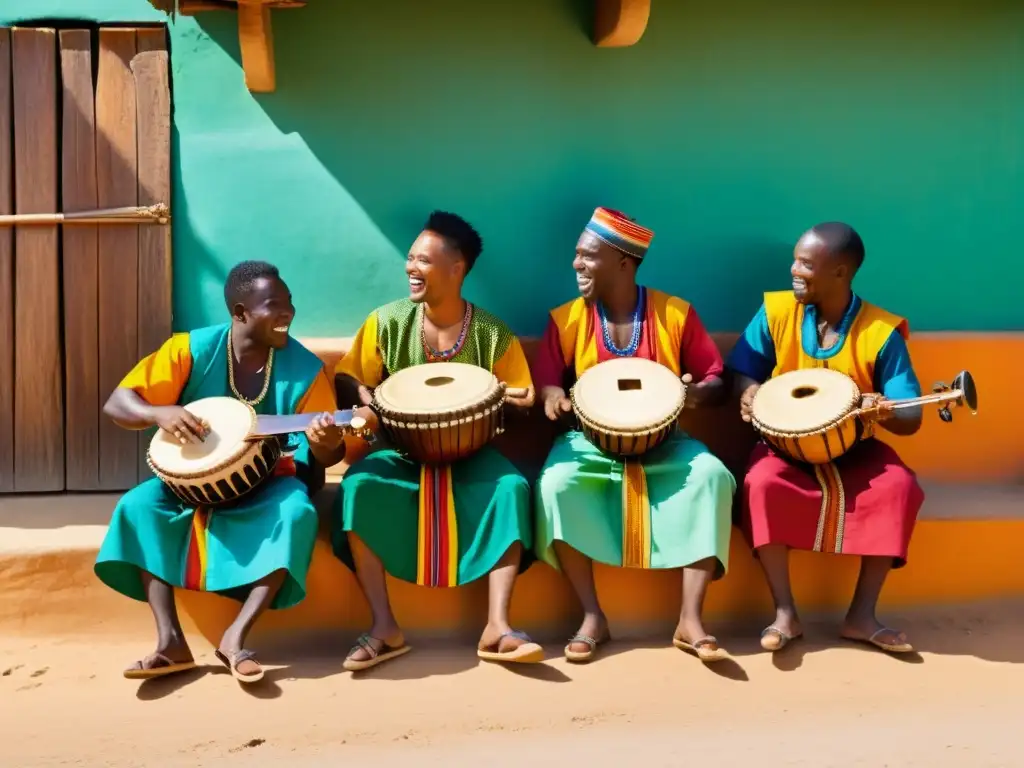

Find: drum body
<box><xmin>372</xmin><ymin>362</ymin><xmax>506</xmax><ymax>464</ymax></box>
<box><xmin>147</xmin><ymin>396</ymin><xmax>282</xmax><ymax>507</ymax></box>
<box><xmin>750</xmin><ymin>368</ymin><xmax>862</xmax><ymax>465</ymax></box>
<box><xmin>571</xmin><ymin>357</ymin><xmax>686</xmax><ymax>458</ymax></box>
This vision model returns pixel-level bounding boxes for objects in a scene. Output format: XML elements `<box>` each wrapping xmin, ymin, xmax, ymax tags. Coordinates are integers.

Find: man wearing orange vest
<box><xmin>533</xmin><ymin>207</ymin><xmax>736</xmax><ymax>664</ymax></box>
<box><xmin>727</xmin><ymin>222</ymin><xmax>925</xmax><ymax>655</ymax></box>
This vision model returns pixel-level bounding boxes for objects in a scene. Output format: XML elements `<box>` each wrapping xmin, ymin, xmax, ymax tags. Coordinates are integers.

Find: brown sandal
<box><xmin>673</xmin><ymin>635</ymin><xmax>730</xmax><ymax>663</ymax></box>
<box><xmin>214</xmin><ymin>648</ymin><xmax>264</xmax><ymax>684</ymax></box>
<box><xmin>123</xmin><ymin>652</ymin><xmax>197</xmax><ymax>680</ymax></box>
<box><xmin>343</xmin><ymin>633</ymin><xmax>412</xmax><ymax>672</ymax></box>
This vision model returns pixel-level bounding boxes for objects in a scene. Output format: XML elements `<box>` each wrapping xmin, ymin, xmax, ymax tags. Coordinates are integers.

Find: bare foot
<box><xmin>565</xmin><ymin>612</ymin><xmax>610</xmax><ymax>656</ymax></box>
<box><xmin>760</xmin><ymin>609</ymin><xmax>803</xmax><ymax>651</ymax></box>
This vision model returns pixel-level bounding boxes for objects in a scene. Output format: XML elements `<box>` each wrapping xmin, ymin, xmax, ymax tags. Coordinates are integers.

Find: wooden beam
<box><xmin>237</xmin><ymin>1</ymin><xmax>275</xmax><ymax>92</ymax></box>
<box><xmin>593</xmin><ymin>0</ymin><xmax>651</xmax><ymax>48</ymax></box>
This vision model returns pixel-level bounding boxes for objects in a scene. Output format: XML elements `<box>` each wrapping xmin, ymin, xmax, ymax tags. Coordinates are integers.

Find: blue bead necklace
<box><xmin>598</xmin><ymin>287</ymin><xmax>645</xmax><ymax>357</ymax></box>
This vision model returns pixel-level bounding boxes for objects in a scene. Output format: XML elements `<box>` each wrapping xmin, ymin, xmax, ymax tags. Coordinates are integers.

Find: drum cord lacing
<box><xmin>227</xmin><ymin>331</ymin><xmax>274</xmax><ymax>406</ymax></box>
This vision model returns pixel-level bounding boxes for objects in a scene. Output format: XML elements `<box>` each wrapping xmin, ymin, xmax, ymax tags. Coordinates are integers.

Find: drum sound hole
<box><xmin>792</xmin><ymin>386</ymin><xmax>818</xmax><ymax>399</ymax></box>
<box><xmin>617</xmin><ymin>378</ymin><xmax>642</xmax><ymax>391</ymax></box>
<box><xmin>424</xmin><ymin>376</ymin><xmax>455</xmax><ymax>387</ymax></box>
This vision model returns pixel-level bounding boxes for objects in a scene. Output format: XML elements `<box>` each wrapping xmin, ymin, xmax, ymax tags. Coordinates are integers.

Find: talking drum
<box><xmin>147</xmin><ymin>397</ymin><xmax>282</xmax><ymax>507</ymax></box>
<box><xmin>749</xmin><ymin>368</ymin><xmax>863</xmax><ymax>465</ymax></box>
<box><xmin>372</xmin><ymin>362</ymin><xmax>507</xmax><ymax>464</ymax></box>
<box><xmin>571</xmin><ymin>357</ymin><xmax>686</xmax><ymax>458</ymax></box>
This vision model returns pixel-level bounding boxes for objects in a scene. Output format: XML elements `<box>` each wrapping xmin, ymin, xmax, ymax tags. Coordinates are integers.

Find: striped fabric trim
<box><xmin>416</xmin><ymin>465</ymin><xmax>459</xmax><ymax>587</ymax></box>
<box><xmin>812</xmin><ymin>463</ymin><xmax>847</xmax><ymax>554</ymax></box>
<box><xmin>621</xmin><ymin>459</ymin><xmax>652</xmax><ymax>569</ymax></box>
<box><xmin>183</xmin><ymin>507</ymin><xmax>211</xmax><ymax>591</ymax></box>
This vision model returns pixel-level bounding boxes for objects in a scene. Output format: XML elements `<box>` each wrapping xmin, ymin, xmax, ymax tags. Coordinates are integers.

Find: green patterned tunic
<box><xmin>331</xmin><ymin>299</ymin><xmax>535</xmax><ymax>587</ymax></box>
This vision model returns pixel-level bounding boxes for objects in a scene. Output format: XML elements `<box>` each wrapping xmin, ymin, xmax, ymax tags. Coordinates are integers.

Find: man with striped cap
<box><xmin>532</xmin><ymin>207</ymin><xmax>737</xmax><ymax>664</ymax></box>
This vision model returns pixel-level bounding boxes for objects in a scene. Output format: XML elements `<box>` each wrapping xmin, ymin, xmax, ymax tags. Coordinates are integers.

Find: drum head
<box><xmin>148</xmin><ymin>396</ymin><xmax>255</xmax><ymax>475</ymax></box>
<box><xmin>375</xmin><ymin>362</ymin><xmax>500</xmax><ymax>415</ymax></box>
<box><xmin>572</xmin><ymin>358</ymin><xmax>685</xmax><ymax>431</ymax></box>
<box><xmin>751</xmin><ymin>368</ymin><xmax>860</xmax><ymax>434</ymax></box>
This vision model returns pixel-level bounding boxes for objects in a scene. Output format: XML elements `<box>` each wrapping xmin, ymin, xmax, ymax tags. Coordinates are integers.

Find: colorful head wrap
<box><xmin>583</xmin><ymin>207</ymin><xmax>654</xmax><ymax>260</ymax></box>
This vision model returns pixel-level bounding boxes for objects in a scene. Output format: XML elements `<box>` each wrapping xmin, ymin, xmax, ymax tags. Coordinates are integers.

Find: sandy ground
<box><xmin>2</xmin><ymin>601</ymin><xmax>1024</xmax><ymax>768</ymax></box>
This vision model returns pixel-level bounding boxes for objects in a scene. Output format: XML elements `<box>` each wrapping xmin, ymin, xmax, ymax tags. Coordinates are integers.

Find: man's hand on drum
<box><xmin>541</xmin><ymin>386</ymin><xmax>572</xmax><ymax>422</ymax></box>
<box><xmin>306</xmin><ymin>412</ymin><xmax>345</xmax><ymax>450</ymax></box>
<box><xmin>155</xmin><ymin>405</ymin><xmax>209</xmax><ymax>445</ymax></box>
<box><xmin>505</xmin><ymin>385</ymin><xmax>535</xmax><ymax>410</ymax></box>
<box><xmin>738</xmin><ymin>381</ymin><xmax>760</xmax><ymax>423</ymax></box>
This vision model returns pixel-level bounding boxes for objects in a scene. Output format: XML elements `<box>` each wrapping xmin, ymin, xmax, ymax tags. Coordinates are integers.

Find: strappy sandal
<box><xmin>564</xmin><ymin>633</ymin><xmax>609</xmax><ymax>663</ymax></box>
<box><xmin>841</xmin><ymin>627</ymin><xmax>914</xmax><ymax>654</ymax></box>
<box><xmin>760</xmin><ymin>625</ymin><xmax>803</xmax><ymax>652</ymax></box>
<box><xmin>477</xmin><ymin>630</ymin><xmax>545</xmax><ymax>664</ymax></box>
<box><xmin>343</xmin><ymin>633</ymin><xmax>412</xmax><ymax>672</ymax></box>
<box><xmin>123</xmin><ymin>652</ymin><xmax>197</xmax><ymax>680</ymax></box>
<box><xmin>673</xmin><ymin>635</ymin><xmax>730</xmax><ymax>663</ymax></box>
<box><xmin>214</xmin><ymin>648</ymin><xmax>264</xmax><ymax>684</ymax></box>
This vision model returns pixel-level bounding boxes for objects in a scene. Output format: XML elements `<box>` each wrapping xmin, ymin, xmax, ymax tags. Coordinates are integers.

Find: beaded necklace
<box><xmin>598</xmin><ymin>286</ymin><xmax>645</xmax><ymax>357</ymax></box>
<box><xmin>227</xmin><ymin>331</ymin><xmax>273</xmax><ymax>406</ymax></box>
<box><xmin>421</xmin><ymin>301</ymin><xmax>473</xmax><ymax>362</ymax></box>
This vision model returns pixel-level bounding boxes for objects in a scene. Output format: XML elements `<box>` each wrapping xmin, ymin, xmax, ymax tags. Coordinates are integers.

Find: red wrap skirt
<box><xmin>741</xmin><ymin>438</ymin><xmax>924</xmax><ymax>567</ymax></box>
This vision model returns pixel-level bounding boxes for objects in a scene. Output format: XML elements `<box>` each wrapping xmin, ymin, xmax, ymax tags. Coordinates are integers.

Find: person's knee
<box><xmin>690</xmin><ymin>453</ymin><xmax>736</xmax><ymax>493</ymax></box>
<box><xmin>537</xmin><ymin>459</ymin><xmax>577</xmax><ymax>496</ymax></box>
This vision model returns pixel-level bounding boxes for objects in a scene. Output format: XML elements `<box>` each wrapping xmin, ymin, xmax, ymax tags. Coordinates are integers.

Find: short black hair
<box><xmin>224</xmin><ymin>260</ymin><xmax>280</xmax><ymax>309</ymax></box>
<box><xmin>424</xmin><ymin>210</ymin><xmax>483</xmax><ymax>273</ymax></box>
<box><xmin>810</xmin><ymin>222</ymin><xmax>865</xmax><ymax>272</ymax></box>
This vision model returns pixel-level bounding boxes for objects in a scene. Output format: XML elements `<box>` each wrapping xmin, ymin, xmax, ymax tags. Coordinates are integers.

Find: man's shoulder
<box><xmin>280</xmin><ymin>335</ymin><xmax>327</xmax><ymax>377</ymax></box>
<box><xmin>858</xmin><ymin>297</ymin><xmax>905</xmax><ymax>324</ymax></box>
<box><xmin>471</xmin><ymin>303</ymin><xmax>515</xmax><ymax>333</ymax></box>
<box><xmin>373</xmin><ymin>298</ymin><xmax>416</xmax><ymax>322</ymax></box>
<box><xmin>548</xmin><ymin>296</ymin><xmax>586</xmax><ymax>323</ymax></box>
<box><xmin>182</xmin><ymin>322</ymin><xmax>228</xmax><ymax>349</ymax></box>
<box><xmin>646</xmin><ymin>287</ymin><xmax>691</xmax><ymax>311</ymax></box>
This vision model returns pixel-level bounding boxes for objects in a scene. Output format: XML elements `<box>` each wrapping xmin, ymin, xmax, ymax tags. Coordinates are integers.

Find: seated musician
<box><xmin>533</xmin><ymin>207</ymin><xmax>737</xmax><ymax>663</ymax></box>
<box><xmin>727</xmin><ymin>222</ymin><xmax>924</xmax><ymax>654</ymax></box>
<box><xmin>332</xmin><ymin>211</ymin><xmax>540</xmax><ymax>671</ymax></box>
<box><xmin>95</xmin><ymin>261</ymin><xmax>349</xmax><ymax>683</ymax></box>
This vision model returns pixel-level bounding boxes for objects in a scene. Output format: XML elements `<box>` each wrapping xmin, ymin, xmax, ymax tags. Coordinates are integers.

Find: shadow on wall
<box><xmin>176</xmin><ymin>0</ymin><xmax>1022</xmax><ymax>336</ymax></box>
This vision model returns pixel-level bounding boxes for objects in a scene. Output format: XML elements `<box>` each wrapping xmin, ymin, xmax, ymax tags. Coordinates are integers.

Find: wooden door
<box><xmin>0</xmin><ymin>25</ymin><xmax>172</xmax><ymax>493</ymax></box>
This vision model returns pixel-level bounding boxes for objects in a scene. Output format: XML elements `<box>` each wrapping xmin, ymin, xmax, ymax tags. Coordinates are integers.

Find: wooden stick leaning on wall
<box><xmin>0</xmin><ymin>203</ymin><xmax>170</xmax><ymax>226</ymax></box>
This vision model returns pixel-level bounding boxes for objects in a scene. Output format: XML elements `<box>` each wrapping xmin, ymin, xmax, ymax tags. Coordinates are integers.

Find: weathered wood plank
<box><xmin>60</xmin><ymin>29</ymin><xmax>101</xmax><ymax>491</ymax></box>
<box><xmin>96</xmin><ymin>28</ymin><xmax>140</xmax><ymax>489</ymax></box>
<box><xmin>12</xmin><ymin>28</ymin><xmax>64</xmax><ymax>492</ymax></box>
<box><xmin>133</xmin><ymin>27</ymin><xmax>172</xmax><ymax>480</ymax></box>
<box><xmin>0</xmin><ymin>30</ymin><xmax>13</xmax><ymax>492</ymax></box>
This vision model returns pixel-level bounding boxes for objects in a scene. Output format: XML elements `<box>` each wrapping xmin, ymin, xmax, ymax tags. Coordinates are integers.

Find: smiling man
<box><xmin>331</xmin><ymin>211</ymin><xmax>542</xmax><ymax>672</ymax></box>
<box><xmin>727</xmin><ymin>222</ymin><xmax>925</xmax><ymax>655</ymax></box>
<box><xmin>532</xmin><ymin>207</ymin><xmax>736</xmax><ymax>664</ymax></box>
<box><xmin>95</xmin><ymin>260</ymin><xmax>347</xmax><ymax>685</ymax></box>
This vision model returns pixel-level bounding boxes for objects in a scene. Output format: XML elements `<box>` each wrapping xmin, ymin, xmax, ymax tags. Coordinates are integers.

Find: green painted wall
<box><xmin>2</xmin><ymin>0</ymin><xmax>1022</xmax><ymax>336</ymax></box>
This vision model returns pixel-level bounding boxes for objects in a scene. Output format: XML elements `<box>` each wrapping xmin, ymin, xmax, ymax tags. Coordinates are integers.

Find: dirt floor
<box><xmin>2</xmin><ymin>601</ymin><xmax>1023</xmax><ymax>767</ymax></box>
